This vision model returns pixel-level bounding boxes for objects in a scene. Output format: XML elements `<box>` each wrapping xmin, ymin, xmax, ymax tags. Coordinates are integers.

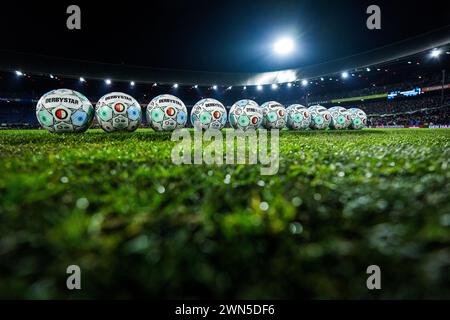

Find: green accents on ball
<box><xmin>38</xmin><ymin>110</ymin><xmax>53</xmax><ymax>126</ymax></box>
<box><xmin>151</xmin><ymin>108</ymin><xmax>164</xmax><ymax>123</ymax></box>
<box><xmin>98</xmin><ymin>106</ymin><xmax>113</xmax><ymax>121</ymax></box>
<box><xmin>200</xmin><ymin>112</ymin><xmax>212</xmax><ymax>124</ymax></box>
<box><xmin>314</xmin><ymin>116</ymin><xmax>324</xmax><ymax>125</ymax></box>
<box><xmin>293</xmin><ymin>113</ymin><xmax>304</xmax><ymax>123</ymax></box>
<box><xmin>238</xmin><ymin>116</ymin><xmax>250</xmax><ymax>127</ymax></box>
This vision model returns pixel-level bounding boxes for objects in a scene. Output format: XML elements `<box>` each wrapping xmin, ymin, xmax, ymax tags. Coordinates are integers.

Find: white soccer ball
<box><xmin>95</xmin><ymin>92</ymin><xmax>142</xmax><ymax>132</ymax></box>
<box><xmin>146</xmin><ymin>94</ymin><xmax>188</xmax><ymax>131</ymax></box>
<box><xmin>261</xmin><ymin>101</ymin><xmax>287</xmax><ymax>129</ymax></box>
<box><xmin>190</xmin><ymin>98</ymin><xmax>227</xmax><ymax>130</ymax></box>
<box><xmin>308</xmin><ymin>105</ymin><xmax>331</xmax><ymax>130</ymax></box>
<box><xmin>328</xmin><ymin>106</ymin><xmax>351</xmax><ymax>130</ymax></box>
<box><xmin>36</xmin><ymin>89</ymin><xmax>94</xmax><ymax>133</ymax></box>
<box><xmin>347</xmin><ymin>108</ymin><xmax>367</xmax><ymax>130</ymax></box>
<box><xmin>286</xmin><ymin>104</ymin><xmax>311</xmax><ymax>130</ymax></box>
<box><xmin>229</xmin><ymin>99</ymin><xmax>263</xmax><ymax>131</ymax></box>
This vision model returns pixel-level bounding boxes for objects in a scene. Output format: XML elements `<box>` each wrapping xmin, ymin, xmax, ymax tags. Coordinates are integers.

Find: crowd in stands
<box><xmin>308</xmin><ymin>72</ymin><xmax>449</xmax><ymax>104</ymax></box>
<box><xmin>368</xmin><ymin>106</ymin><xmax>450</xmax><ymax>126</ymax></box>
<box><xmin>352</xmin><ymin>93</ymin><xmax>449</xmax><ymax>115</ymax></box>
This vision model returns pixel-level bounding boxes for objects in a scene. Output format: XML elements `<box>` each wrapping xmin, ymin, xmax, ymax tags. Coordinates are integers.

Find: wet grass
<box><xmin>0</xmin><ymin>128</ymin><xmax>449</xmax><ymax>299</ymax></box>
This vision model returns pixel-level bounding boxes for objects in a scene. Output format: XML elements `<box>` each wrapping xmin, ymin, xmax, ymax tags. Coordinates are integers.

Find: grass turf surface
<box><xmin>0</xmin><ymin>128</ymin><xmax>449</xmax><ymax>299</ymax></box>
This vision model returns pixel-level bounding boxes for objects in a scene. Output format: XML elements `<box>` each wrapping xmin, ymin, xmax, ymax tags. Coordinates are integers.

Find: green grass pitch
<box><xmin>0</xmin><ymin>128</ymin><xmax>449</xmax><ymax>299</ymax></box>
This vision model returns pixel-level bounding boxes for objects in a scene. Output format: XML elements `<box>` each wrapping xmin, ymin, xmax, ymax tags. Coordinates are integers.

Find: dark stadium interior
<box><xmin>1</xmin><ymin>0</ymin><xmax>450</xmax><ymax>303</ymax></box>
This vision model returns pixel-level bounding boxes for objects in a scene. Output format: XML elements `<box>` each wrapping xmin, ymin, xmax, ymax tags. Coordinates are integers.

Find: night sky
<box><xmin>0</xmin><ymin>0</ymin><xmax>449</xmax><ymax>73</ymax></box>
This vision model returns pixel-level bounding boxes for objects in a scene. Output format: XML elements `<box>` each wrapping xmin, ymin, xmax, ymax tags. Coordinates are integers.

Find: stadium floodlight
<box><xmin>341</xmin><ymin>72</ymin><xmax>349</xmax><ymax>79</ymax></box>
<box><xmin>287</xmin><ymin>82</ymin><xmax>292</xmax><ymax>87</ymax></box>
<box><xmin>273</xmin><ymin>37</ymin><xmax>294</xmax><ymax>55</ymax></box>
<box><xmin>130</xmin><ymin>81</ymin><xmax>135</xmax><ymax>86</ymax></box>
<box><xmin>212</xmin><ymin>85</ymin><xmax>218</xmax><ymax>90</ymax></box>
<box><xmin>271</xmin><ymin>83</ymin><xmax>278</xmax><ymax>90</ymax></box>
<box><xmin>301</xmin><ymin>79</ymin><xmax>308</xmax><ymax>86</ymax></box>
<box><xmin>243</xmin><ymin>86</ymin><xmax>247</xmax><ymax>90</ymax></box>
<box><xmin>79</xmin><ymin>77</ymin><xmax>86</xmax><ymax>82</ymax></box>
<box><xmin>105</xmin><ymin>79</ymin><xmax>112</xmax><ymax>85</ymax></box>
<box><xmin>173</xmin><ymin>83</ymin><xmax>178</xmax><ymax>88</ymax></box>
<box><xmin>430</xmin><ymin>49</ymin><xmax>442</xmax><ymax>58</ymax></box>
<box><xmin>257</xmin><ymin>84</ymin><xmax>263</xmax><ymax>91</ymax></box>
<box><xmin>15</xmin><ymin>70</ymin><xmax>23</xmax><ymax>76</ymax></box>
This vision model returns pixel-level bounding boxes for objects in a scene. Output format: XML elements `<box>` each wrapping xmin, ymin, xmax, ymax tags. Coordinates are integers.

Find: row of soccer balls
<box><xmin>36</xmin><ymin>89</ymin><xmax>367</xmax><ymax>133</ymax></box>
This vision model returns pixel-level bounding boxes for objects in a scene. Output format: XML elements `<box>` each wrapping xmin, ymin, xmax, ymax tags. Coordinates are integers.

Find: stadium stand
<box><xmin>1</xmin><ymin>49</ymin><xmax>449</xmax><ymax>128</ymax></box>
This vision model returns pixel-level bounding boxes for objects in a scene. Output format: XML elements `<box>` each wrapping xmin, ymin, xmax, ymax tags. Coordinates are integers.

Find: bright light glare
<box><xmin>194</xmin><ymin>85</ymin><xmax>198</xmax><ymax>88</ymax></box>
<box><xmin>287</xmin><ymin>82</ymin><xmax>292</xmax><ymax>87</ymax></box>
<box><xmin>105</xmin><ymin>79</ymin><xmax>112</xmax><ymax>85</ymax></box>
<box><xmin>301</xmin><ymin>79</ymin><xmax>308</xmax><ymax>86</ymax></box>
<box><xmin>213</xmin><ymin>85</ymin><xmax>218</xmax><ymax>90</ymax></box>
<box><xmin>79</xmin><ymin>77</ymin><xmax>86</xmax><ymax>82</ymax></box>
<box><xmin>273</xmin><ymin>37</ymin><xmax>295</xmax><ymax>55</ymax></box>
<box><xmin>15</xmin><ymin>70</ymin><xmax>23</xmax><ymax>76</ymax></box>
<box><xmin>431</xmin><ymin>49</ymin><xmax>442</xmax><ymax>58</ymax></box>
<box><xmin>243</xmin><ymin>86</ymin><xmax>247</xmax><ymax>90</ymax></box>
<box><xmin>257</xmin><ymin>85</ymin><xmax>263</xmax><ymax>91</ymax></box>
<box><xmin>341</xmin><ymin>72</ymin><xmax>349</xmax><ymax>79</ymax></box>
<box><xmin>173</xmin><ymin>83</ymin><xmax>178</xmax><ymax>88</ymax></box>
<box><xmin>271</xmin><ymin>83</ymin><xmax>278</xmax><ymax>89</ymax></box>
<box><xmin>130</xmin><ymin>81</ymin><xmax>135</xmax><ymax>86</ymax></box>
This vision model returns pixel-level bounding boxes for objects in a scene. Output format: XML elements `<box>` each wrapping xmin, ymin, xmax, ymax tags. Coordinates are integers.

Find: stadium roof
<box><xmin>1</xmin><ymin>27</ymin><xmax>449</xmax><ymax>87</ymax></box>
<box><xmin>1</xmin><ymin>0</ymin><xmax>449</xmax><ymax>86</ymax></box>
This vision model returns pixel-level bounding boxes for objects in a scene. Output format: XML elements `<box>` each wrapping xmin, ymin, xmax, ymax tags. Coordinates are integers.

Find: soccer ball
<box><xmin>229</xmin><ymin>99</ymin><xmax>263</xmax><ymax>131</ymax></box>
<box><xmin>36</xmin><ymin>88</ymin><xmax>94</xmax><ymax>133</ymax></box>
<box><xmin>308</xmin><ymin>105</ymin><xmax>331</xmax><ymax>130</ymax></box>
<box><xmin>146</xmin><ymin>94</ymin><xmax>187</xmax><ymax>131</ymax></box>
<box><xmin>328</xmin><ymin>106</ymin><xmax>351</xmax><ymax>130</ymax></box>
<box><xmin>190</xmin><ymin>98</ymin><xmax>227</xmax><ymax>130</ymax></box>
<box><xmin>286</xmin><ymin>104</ymin><xmax>311</xmax><ymax>130</ymax></box>
<box><xmin>95</xmin><ymin>92</ymin><xmax>142</xmax><ymax>132</ymax></box>
<box><xmin>348</xmin><ymin>108</ymin><xmax>367</xmax><ymax>130</ymax></box>
<box><xmin>261</xmin><ymin>101</ymin><xmax>287</xmax><ymax>129</ymax></box>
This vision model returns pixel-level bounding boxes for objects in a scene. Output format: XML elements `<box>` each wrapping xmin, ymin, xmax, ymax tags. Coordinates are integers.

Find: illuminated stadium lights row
<box><xmin>9</xmin><ymin>47</ymin><xmax>448</xmax><ymax>90</ymax></box>
<box><xmin>11</xmin><ymin>70</ymin><xmax>367</xmax><ymax>90</ymax></box>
